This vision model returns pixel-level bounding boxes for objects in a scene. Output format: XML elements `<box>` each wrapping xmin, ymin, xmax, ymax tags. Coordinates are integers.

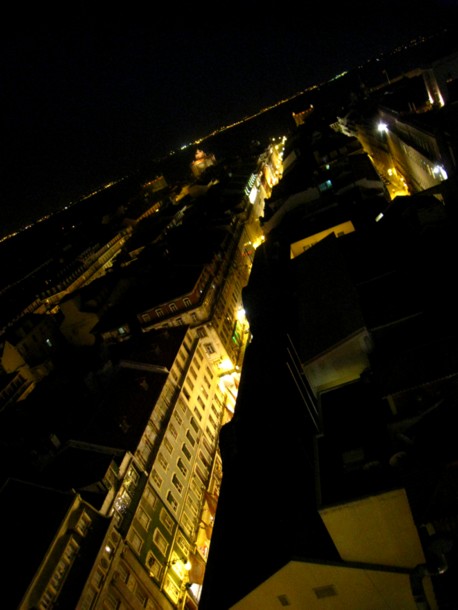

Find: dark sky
<box><xmin>2</xmin><ymin>1</ymin><xmax>458</xmax><ymax>237</ymax></box>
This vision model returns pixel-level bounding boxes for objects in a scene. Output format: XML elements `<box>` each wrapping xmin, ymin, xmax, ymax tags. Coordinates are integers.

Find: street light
<box><xmin>433</xmin><ymin>164</ymin><xmax>448</xmax><ymax>181</ymax></box>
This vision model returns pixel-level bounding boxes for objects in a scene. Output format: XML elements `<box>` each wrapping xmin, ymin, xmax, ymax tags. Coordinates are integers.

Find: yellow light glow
<box><xmin>218</xmin><ymin>358</ymin><xmax>233</xmax><ymax>372</ymax></box>
<box><xmin>252</xmin><ymin>236</ymin><xmax>265</xmax><ymax>249</ymax></box>
<box><xmin>249</xmin><ymin>186</ymin><xmax>258</xmax><ymax>204</ymax></box>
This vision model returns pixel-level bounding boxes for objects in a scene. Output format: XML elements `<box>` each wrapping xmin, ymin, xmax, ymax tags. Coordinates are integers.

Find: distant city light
<box><xmin>377</xmin><ymin>121</ymin><xmax>388</xmax><ymax>133</ymax></box>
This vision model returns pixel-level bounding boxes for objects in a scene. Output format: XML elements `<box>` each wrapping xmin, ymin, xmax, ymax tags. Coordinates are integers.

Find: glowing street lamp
<box><xmin>433</xmin><ymin>164</ymin><xmax>448</xmax><ymax>181</ymax></box>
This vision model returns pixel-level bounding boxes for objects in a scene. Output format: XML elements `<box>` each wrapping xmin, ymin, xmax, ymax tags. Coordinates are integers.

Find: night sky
<box><xmin>2</xmin><ymin>1</ymin><xmax>457</xmax><ymax>238</ymax></box>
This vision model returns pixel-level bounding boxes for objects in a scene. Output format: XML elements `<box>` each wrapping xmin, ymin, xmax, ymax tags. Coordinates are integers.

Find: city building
<box><xmin>198</xmin><ymin>49</ymin><xmax>458</xmax><ymax>610</ymax></box>
<box><xmin>333</xmin><ymin>50</ymin><xmax>458</xmax><ymax>202</ymax></box>
<box><xmin>199</xmin><ymin>192</ymin><xmax>458</xmax><ymax>610</ymax></box>
<box><xmin>190</xmin><ymin>150</ymin><xmax>217</xmax><ymax>179</ymax></box>
<box><xmin>0</xmin><ymin>478</ymin><xmax>112</xmax><ymax>610</ymax></box>
<box><xmin>0</xmin><ymin>137</ymin><xmax>284</xmax><ymax>609</ymax></box>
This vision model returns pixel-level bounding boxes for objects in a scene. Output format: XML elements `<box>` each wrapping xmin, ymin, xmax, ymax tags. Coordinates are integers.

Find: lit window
<box><xmin>75</xmin><ymin>511</ymin><xmax>92</xmax><ymax>536</ymax></box>
<box><xmin>128</xmin><ymin>530</ymin><xmax>143</xmax><ymax>553</ymax></box>
<box><xmin>136</xmin><ymin>507</ymin><xmax>151</xmax><ymax>529</ymax></box>
<box><xmin>142</xmin><ymin>484</ymin><xmax>157</xmax><ymax>508</ymax></box>
<box><xmin>177</xmin><ymin>458</ymin><xmax>188</xmax><ymax>476</ymax></box>
<box><xmin>186</xmin><ymin>430</ymin><xmax>196</xmax><ymax>446</ymax></box>
<box><xmin>182</xmin><ymin>444</ymin><xmax>192</xmax><ymax>461</ymax></box>
<box><xmin>204</xmin><ymin>342</ymin><xmax>215</xmax><ymax>355</ymax></box>
<box><xmin>163</xmin><ymin>437</ymin><xmax>173</xmax><ymax>454</ymax></box>
<box><xmin>158</xmin><ymin>453</ymin><xmax>168</xmax><ymax>470</ymax></box>
<box><xmin>197</xmin><ymin>327</ymin><xmax>207</xmax><ymax>338</ymax></box>
<box><xmin>167</xmin><ymin>491</ymin><xmax>178</xmax><ymax>512</ymax></box>
<box><xmin>172</xmin><ymin>474</ymin><xmax>183</xmax><ymax>494</ymax></box>
<box><xmin>160</xmin><ymin>508</ymin><xmax>175</xmax><ymax>533</ymax></box>
<box><xmin>153</xmin><ymin>528</ymin><xmax>169</xmax><ymax>555</ymax></box>
<box><xmin>146</xmin><ymin>551</ymin><xmax>163</xmax><ymax>580</ymax></box>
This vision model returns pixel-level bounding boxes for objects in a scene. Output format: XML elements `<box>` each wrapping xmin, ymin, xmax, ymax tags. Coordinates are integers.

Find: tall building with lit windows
<box><xmin>0</xmin><ymin>139</ymin><xmax>285</xmax><ymax>610</ymax></box>
<box><xmin>74</xmin><ymin>325</ymin><xmax>235</xmax><ymax>610</ymax></box>
<box><xmin>2</xmin><ymin>323</ymin><xmax>237</xmax><ymax>610</ymax></box>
